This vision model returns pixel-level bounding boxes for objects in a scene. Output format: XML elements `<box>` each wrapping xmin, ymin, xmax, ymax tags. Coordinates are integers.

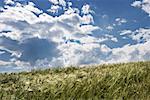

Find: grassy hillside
<box><xmin>0</xmin><ymin>61</ymin><xmax>150</xmax><ymax>100</ymax></box>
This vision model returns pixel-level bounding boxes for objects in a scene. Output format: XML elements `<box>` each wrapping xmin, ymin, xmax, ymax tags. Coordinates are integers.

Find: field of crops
<box><xmin>0</xmin><ymin>61</ymin><xmax>150</xmax><ymax>100</ymax></box>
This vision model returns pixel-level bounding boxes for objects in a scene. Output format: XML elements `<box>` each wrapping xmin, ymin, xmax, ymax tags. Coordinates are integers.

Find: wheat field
<box><xmin>0</xmin><ymin>61</ymin><xmax>150</xmax><ymax>100</ymax></box>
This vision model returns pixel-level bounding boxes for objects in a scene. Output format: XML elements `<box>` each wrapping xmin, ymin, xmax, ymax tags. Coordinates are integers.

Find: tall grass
<box><xmin>0</xmin><ymin>61</ymin><xmax>150</xmax><ymax>99</ymax></box>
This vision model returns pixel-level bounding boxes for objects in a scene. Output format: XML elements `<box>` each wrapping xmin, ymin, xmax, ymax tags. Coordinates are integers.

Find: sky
<box><xmin>0</xmin><ymin>0</ymin><xmax>150</xmax><ymax>72</ymax></box>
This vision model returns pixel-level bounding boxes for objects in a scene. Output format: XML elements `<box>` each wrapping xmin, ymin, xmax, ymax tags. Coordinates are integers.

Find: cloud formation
<box><xmin>0</xmin><ymin>0</ymin><xmax>150</xmax><ymax>72</ymax></box>
<box><xmin>120</xmin><ymin>28</ymin><xmax>150</xmax><ymax>43</ymax></box>
<box><xmin>132</xmin><ymin>0</ymin><xmax>150</xmax><ymax>16</ymax></box>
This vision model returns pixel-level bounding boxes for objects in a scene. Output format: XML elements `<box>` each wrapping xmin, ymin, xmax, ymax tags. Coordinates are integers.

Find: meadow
<box><xmin>0</xmin><ymin>61</ymin><xmax>150</xmax><ymax>100</ymax></box>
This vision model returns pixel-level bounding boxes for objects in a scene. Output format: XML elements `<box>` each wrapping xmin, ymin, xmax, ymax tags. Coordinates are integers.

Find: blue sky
<box><xmin>0</xmin><ymin>0</ymin><xmax>150</xmax><ymax>72</ymax></box>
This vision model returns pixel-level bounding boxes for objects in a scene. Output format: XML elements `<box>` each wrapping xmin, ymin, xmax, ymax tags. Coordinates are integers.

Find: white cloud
<box><xmin>4</xmin><ymin>0</ymin><xmax>15</xmax><ymax>5</ymax></box>
<box><xmin>47</xmin><ymin>0</ymin><xmax>67</xmax><ymax>13</ymax></box>
<box><xmin>0</xmin><ymin>45</ymin><xmax>21</xmax><ymax>60</ymax></box>
<box><xmin>78</xmin><ymin>25</ymin><xmax>99</xmax><ymax>34</ymax></box>
<box><xmin>109</xmin><ymin>41</ymin><xmax>150</xmax><ymax>63</ymax></box>
<box><xmin>131</xmin><ymin>28</ymin><xmax>150</xmax><ymax>42</ymax></box>
<box><xmin>48</xmin><ymin>0</ymin><xmax>66</xmax><ymax>7</ymax></box>
<box><xmin>81</xmin><ymin>4</ymin><xmax>93</xmax><ymax>14</ymax></box>
<box><xmin>120</xmin><ymin>30</ymin><xmax>132</xmax><ymax>36</ymax></box>
<box><xmin>24</xmin><ymin>2</ymin><xmax>42</xmax><ymax>14</ymax></box>
<box><xmin>115</xmin><ymin>18</ymin><xmax>127</xmax><ymax>25</ymax></box>
<box><xmin>120</xmin><ymin>28</ymin><xmax>150</xmax><ymax>43</ymax></box>
<box><xmin>0</xmin><ymin>2</ymin><xmax>42</xmax><ymax>24</ymax></box>
<box><xmin>102</xmin><ymin>14</ymin><xmax>108</xmax><ymax>19</ymax></box>
<box><xmin>104</xmin><ymin>34</ymin><xmax>118</xmax><ymax>42</ymax></box>
<box><xmin>81</xmin><ymin>14</ymin><xmax>94</xmax><ymax>25</ymax></box>
<box><xmin>64</xmin><ymin>6</ymin><xmax>80</xmax><ymax>15</ymax></box>
<box><xmin>0</xmin><ymin>60</ymin><xmax>12</xmax><ymax>66</ymax></box>
<box><xmin>131</xmin><ymin>1</ymin><xmax>142</xmax><ymax>8</ymax></box>
<box><xmin>0</xmin><ymin>60</ymin><xmax>31</xmax><ymax>72</ymax></box>
<box><xmin>0</xmin><ymin>51</ymin><xmax>5</xmax><ymax>55</ymax></box>
<box><xmin>132</xmin><ymin>0</ymin><xmax>150</xmax><ymax>16</ymax></box>
<box><xmin>54</xmin><ymin>43</ymin><xmax>111</xmax><ymax>66</ymax></box>
<box><xmin>67</xmin><ymin>2</ymin><xmax>72</xmax><ymax>7</ymax></box>
<box><xmin>0</xmin><ymin>1</ymin><xmax>99</xmax><ymax>42</ymax></box>
<box><xmin>35</xmin><ymin>40</ymin><xmax>150</xmax><ymax>67</ymax></box>
<box><xmin>58</xmin><ymin>0</ymin><xmax>66</xmax><ymax>7</ymax></box>
<box><xmin>49</xmin><ymin>0</ymin><xmax>59</xmax><ymax>5</ymax></box>
<box><xmin>106</xmin><ymin>25</ymin><xmax>114</xmax><ymax>31</ymax></box>
<box><xmin>47</xmin><ymin>5</ymin><xmax>61</xmax><ymax>13</ymax></box>
<box><xmin>0</xmin><ymin>0</ymin><xmax>101</xmax><ymax>70</ymax></box>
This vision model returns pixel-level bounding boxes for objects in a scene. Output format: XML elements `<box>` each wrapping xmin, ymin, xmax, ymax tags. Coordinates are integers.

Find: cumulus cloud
<box><xmin>109</xmin><ymin>41</ymin><xmax>150</xmax><ymax>63</ymax></box>
<box><xmin>132</xmin><ymin>0</ymin><xmax>150</xmax><ymax>16</ymax></box>
<box><xmin>4</xmin><ymin>0</ymin><xmax>14</xmax><ymax>5</ymax></box>
<box><xmin>131</xmin><ymin>1</ymin><xmax>142</xmax><ymax>8</ymax></box>
<box><xmin>104</xmin><ymin>34</ymin><xmax>118</xmax><ymax>42</ymax></box>
<box><xmin>47</xmin><ymin>0</ymin><xmax>67</xmax><ymax>14</ymax></box>
<box><xmin>120</xmin><ymin>28</ymin><xmax>150</xmax><ymax>43</ymax></box>
<box><xmin>0</xmin><ymin>0</ymin><xmax>100</xmax><ymax>71</ymax></box>
<box><xmin>131</xmin><ymin>28</ymin><xmax>150</xmax><ymax>43</ymax></box>
<box><xmin>81</xmin><ymin>14</ymin><xmax>94</xmax><ymax>25</ymax></box>
<box><xmin>81</xmin><ymin>4</ymin><xmax>93</xmax><ymax>14</ymax></box>
<box><xmin>47</xmin><ymin>5</ymin><xmax>61</xmax><ymax>14</ymax></box>
<box><xmin>49</xmin><ymin>0</ymin><xmax>66</xmax><ymax>7</ymax></box>
<box><xmin>0</xmin><ymin>60</ymin><xmax>31</xmax><ymax>73</ymax></box>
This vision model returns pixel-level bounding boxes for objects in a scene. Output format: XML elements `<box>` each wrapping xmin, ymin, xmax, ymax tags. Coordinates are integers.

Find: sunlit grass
<box><xmin>0</xmin><ymin>61</ymin><xmax>150</xmax><ymax>99</ymax></box>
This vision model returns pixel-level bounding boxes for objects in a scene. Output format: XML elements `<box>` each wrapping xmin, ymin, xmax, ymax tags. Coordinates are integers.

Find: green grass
<box><xmin>0</xmin><ymin>61</ymin><xmax>150</xmax><ymax>100</ymax></box>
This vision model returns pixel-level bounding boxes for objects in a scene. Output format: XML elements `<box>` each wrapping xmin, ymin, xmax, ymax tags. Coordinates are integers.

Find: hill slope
<box><xmin>0</xmin><ymin>61</ymin><xmax>150</xmax><ymax>99</ymax></box>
